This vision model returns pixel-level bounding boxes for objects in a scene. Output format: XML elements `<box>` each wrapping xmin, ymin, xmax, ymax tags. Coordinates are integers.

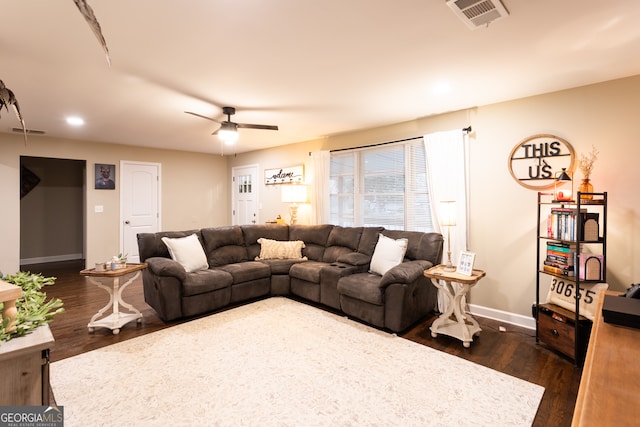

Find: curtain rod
<box><xmin>326</xmin><ymin>126</ymin><xmax>472</xmax><ymax>154</ymax></box>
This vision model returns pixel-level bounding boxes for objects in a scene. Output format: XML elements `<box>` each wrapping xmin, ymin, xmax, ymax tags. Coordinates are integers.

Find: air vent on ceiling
<box><xmin>446</xmin><ymin>0</ymin><xmax>509</xmax><ymax>30</ymax></box>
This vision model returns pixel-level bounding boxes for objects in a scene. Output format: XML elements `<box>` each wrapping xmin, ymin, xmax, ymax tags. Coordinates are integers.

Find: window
<box><xmin>329</xmin><ymin>139</ymin><xmax>433</xmax><ymax>231</ymax></box>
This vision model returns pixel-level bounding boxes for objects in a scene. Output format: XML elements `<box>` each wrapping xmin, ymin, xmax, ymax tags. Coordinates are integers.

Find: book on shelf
<box><xmin>545</xmin><ymin>241</ymin><xmax>575</xmax><ymax>267</ymax></box>
<box><xmin>546</xmin><ymin>241</ymin><xmax>577</xmax><ymax>252</ymax></box>
<box><xmin>547</xmin><ymin>253</ymin><xmax>574</xmax><ymax>265</ymax></box>
<box><xmin>543</xmin><ymin>263</ymin><xmax>575</xmax><ymax>277</ymax></box>
<box><xmin>544</xmin><ymin>258</ymin><xmax>574</xmax><ymax>269</ymax></box>
<box><xmin>546</xmin><ymin>208</ymin><xmax>599</xmax><ymax>241</ymax></box>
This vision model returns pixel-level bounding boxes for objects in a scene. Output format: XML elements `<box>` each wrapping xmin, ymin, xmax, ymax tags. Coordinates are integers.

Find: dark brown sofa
<box><xmin>137</xmin><ymin>224</ymin><xmax>443</xmax><ymax>333</ymax></box>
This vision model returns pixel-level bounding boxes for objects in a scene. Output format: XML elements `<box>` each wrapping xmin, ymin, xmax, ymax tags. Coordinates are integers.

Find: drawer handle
<box><xmin>551</xmin><ymin>329</ymin><xmax>559</xmax><ymax>337</ymax></box>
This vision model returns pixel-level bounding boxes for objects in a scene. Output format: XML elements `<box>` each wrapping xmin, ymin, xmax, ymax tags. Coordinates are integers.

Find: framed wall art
<box><xmin>95</xmin><ymin>163</ymin><xmax>116</xmax><ymax>190</ymax></box>
<box><xmin>265</xmin><ymin>165</ymin><xmax>304</xmax><ymax>185</ymax></box>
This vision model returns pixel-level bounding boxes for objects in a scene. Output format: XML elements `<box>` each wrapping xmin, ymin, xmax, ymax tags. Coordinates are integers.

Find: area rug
<box><xmin>51</xmin><ymin>297</ymin><xmax>544</xmax><ymax>426</ymax></box>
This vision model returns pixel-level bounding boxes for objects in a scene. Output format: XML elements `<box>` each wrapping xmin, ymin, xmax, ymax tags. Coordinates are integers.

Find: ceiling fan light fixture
<box><xmin>218</xmin><ymin>122</ymin><xmax>239</xmax><ymax>144</ymax></box>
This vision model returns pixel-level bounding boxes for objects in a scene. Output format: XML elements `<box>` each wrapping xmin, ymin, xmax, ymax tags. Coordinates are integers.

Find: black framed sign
<box><xmin>508</xmin><ymin>134</ymin><xmax>576</xmax><ymax>190</ymax></box>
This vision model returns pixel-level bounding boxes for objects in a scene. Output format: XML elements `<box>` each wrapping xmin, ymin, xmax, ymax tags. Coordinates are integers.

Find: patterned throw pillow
<box><xmin>545</xmin><ymin>277</ymin><xmax>608</xmax><ymax>321</ymax></box>
<box><xmin>255</xmin><ymin>238</ymin><xmax>307</xmax><ymax>260</ymax></box>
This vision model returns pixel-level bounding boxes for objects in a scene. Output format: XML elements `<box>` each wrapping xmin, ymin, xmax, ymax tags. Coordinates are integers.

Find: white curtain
<box><xmin>424</xmin><ymin>130</ymin><xmax>470</xmax><ymax>312</ymax></box>
<box><xmin>310</xmin><ymin>150</ymin><xmax>330</xmax><ymax>224</ymax></box>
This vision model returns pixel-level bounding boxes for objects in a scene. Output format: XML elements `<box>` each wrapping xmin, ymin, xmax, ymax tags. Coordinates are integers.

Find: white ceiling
<box><xmin>2</xmin><ymin>0</ymin><xmax>640</xmax><ymax>154</ymax></box>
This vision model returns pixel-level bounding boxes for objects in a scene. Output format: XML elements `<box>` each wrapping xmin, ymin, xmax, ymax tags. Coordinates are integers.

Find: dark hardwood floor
<box><xmin>24</xmin><ymin>260</ymin><xmax>581</xmax><ymax>427</ymax></box>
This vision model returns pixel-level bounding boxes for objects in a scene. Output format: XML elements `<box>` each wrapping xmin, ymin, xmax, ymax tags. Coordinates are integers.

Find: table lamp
<box><xmin>440</xmin><ymin>200</ymin><xmax>457</xmax><ymax>272</ymax></box>
<box><xmin>281</xmin><ymin>185</ymin><xmax>307</xmax><ymax>224</ymax></box>
<box><xmin>553</xmin><ymin>168</ymin><xmax>573</xmax><ymax>202</ymax></box>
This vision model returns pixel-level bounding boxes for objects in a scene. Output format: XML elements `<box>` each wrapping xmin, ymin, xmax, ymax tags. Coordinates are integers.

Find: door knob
<box><xmin>124</xmin><ymin>220</ymin><xmax>130</xmax><ymax>225</ymax></box>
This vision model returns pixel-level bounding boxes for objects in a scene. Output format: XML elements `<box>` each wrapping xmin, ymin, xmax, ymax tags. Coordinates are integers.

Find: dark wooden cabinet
<box><xmin>537</xmin><ymin>303</ymin><xmax>591</xmax><ymax>361</ymax></box>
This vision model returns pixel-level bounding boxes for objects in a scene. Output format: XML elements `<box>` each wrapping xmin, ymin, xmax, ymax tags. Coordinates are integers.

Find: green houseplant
<box><xmin>0</xmin><ymin>271</ymin><xmax>64</xmax><ymax>343</ymax></box>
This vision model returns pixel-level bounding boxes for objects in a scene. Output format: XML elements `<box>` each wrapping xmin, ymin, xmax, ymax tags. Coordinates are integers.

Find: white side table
<box><xmin>424</xmin><ymin>264</ymin><xmax>486</xmax><ymax>348</ymax></box>
<box><xmin>80</xmin><ymin>263</ymin><xmax>147</xmax><ymax>335</ymax></box>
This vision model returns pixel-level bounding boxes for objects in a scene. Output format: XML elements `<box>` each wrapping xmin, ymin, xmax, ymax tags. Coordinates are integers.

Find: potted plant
<box><xmin>0</xmin><ymin>271</ymin><xmax>64</xmax><ymax>343</ymax></box>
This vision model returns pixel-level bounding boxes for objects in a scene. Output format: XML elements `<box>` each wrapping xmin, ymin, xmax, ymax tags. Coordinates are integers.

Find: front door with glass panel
<box><xmin>232</xmin><ymin>165</ymin><xmax>258</xmax><ymax>225</ymax></box>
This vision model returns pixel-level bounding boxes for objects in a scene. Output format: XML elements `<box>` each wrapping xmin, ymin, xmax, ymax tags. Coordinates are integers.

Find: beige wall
<box><xmin>229</xmin><ymin>75</ymin><xmax>640</xmax><ymax>318</ymax></box>
<box><xmin>0</xmin><ymin>135</ymin><xmax>228</xmax><ymax>273</ymax></box>
<box><xmin>2</xmin><ymin>75</ymin><xmax>638</xmax><ymax>319</ymax></box>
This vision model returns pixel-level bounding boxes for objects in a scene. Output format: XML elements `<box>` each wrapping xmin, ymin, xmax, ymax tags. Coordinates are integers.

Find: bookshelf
<box><xmin>535</xmin><ymin>191</ymin><xmax>607</xmax><ymax>365</ymax></box>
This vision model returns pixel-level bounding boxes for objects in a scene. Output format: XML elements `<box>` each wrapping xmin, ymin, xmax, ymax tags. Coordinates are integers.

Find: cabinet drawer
<box><xmin>539</xmin><ymin>311</ymin><xmax>576</xmax><ymax>358</ymax></box>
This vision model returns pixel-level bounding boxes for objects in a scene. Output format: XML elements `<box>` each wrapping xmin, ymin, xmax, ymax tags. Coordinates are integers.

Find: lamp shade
<box><xmin>281</xmin><ymin>185</ymin><xmax>307</xmax><ymax>203</ymax></box>
<box><xmin>439</xmin><ymin>200</ymin><xmax>457</xmax><ymax>227</ymax></box>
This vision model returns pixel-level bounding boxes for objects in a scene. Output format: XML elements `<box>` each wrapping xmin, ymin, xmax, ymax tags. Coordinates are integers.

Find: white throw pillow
<box><xmin>369</xmin><ymin>233</ymin><xmax>408</xmax><ymax>276</ymax></box>
<box><xmin>255</xmin><ymin>238</ymin><xmax>307</xmax><ymax>260</ymax></box>
<box><xmin>161</xmin><ymin>234</ymin><xmax>209</xmax><ymax>273</ymax></box>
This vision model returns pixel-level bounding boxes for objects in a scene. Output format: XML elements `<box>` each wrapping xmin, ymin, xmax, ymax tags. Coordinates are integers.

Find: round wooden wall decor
<box><xmin>508</xmin><ymin>134</ymin><xmax>576</xmax><ymax>190</ymax></box>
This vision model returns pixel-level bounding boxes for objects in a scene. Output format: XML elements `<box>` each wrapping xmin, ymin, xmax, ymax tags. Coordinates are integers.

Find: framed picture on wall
<box><xmin>95</xmin><ymin>163</ymin><xmax>116</xmax><ymax>189</ymax></box>
<box><xmin>457</xmin><ymin>251</ymin><xmax>476</xmax><ymax>276</ymax></box>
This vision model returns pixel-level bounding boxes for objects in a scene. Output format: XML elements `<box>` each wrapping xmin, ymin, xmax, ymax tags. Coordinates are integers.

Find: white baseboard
<box><xmin>468</xmin><ymin>303</ymin><xmax>536</xmax><ymax>330</ymax></box>
<box><xmin>20</xmin><ymin>253</ymin><xmax>84</xmax><ymax>265</ymax></box>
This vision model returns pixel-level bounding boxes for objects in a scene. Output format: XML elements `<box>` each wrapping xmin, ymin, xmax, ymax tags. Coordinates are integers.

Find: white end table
<box><xmin>424</xmin><ymin>264</ymin><xmax>486</xmax><ymax>348</ymax></box>
<box><xmin>80</xmin><ymin>263</ymin><xmax>147</xmax><ymax>335</ymax></box>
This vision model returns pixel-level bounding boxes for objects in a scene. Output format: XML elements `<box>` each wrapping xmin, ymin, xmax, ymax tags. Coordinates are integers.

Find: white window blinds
<box><xmin>329</xmin><ymin>139</ymin><xmax>433</xmax><ymax>231</ymax></box>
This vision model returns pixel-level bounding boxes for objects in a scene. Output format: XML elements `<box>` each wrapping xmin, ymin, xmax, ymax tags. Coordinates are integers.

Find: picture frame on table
<box><xmin>457</xmin><ymin>251</ymin><xmax>476</xmax><ymax>276</ymax></box>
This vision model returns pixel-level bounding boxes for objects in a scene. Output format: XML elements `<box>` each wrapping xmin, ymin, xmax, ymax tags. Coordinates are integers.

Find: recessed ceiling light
<box><xmin>432</xmin><ymin>81</ymin><xmax>451</xmax><ymax>95</ymax></box>
<box><xmin>66</xmin><ymin>116</ymin><xmax>85</xmax><ymax>126</ymax></box>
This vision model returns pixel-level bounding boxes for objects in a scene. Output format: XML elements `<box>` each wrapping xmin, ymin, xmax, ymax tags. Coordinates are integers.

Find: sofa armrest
<box><xmin>336</xmin><ymin>252</ymin><xmax>371</xmax><ymax>266</ymax></box>
<box><xmin>380</xmin><ymin>260</ymin><xmax>433</xmax><ymax>287</ymax></box>
<box><xmin>146</xmin><ymin>257</ymin><xmax>187</xmax><ymax>281</ymax></box>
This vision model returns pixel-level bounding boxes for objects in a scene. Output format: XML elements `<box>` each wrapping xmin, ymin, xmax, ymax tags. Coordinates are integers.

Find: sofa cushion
<box><xmin>289</xmin><ymin>261</ymin><xmax>328</xmax><ymax>283</ymax></box>
<box><xmin>201</xmin><ymin>226</ymin><xmax>249</xmax><ymax>267</ymax></box>
<box><xmin>289</xmin><ymin>224</ymin><xmax>333</xmax><ymax>261</ymax></box>
<box><xmin>255</xmin><ymin>238</ymin><xmax>307</xmax><ymax>260</ymax></box>
<box><xmin>217</xmin><ymin>261</ymin><xmax>271</xmax><ymax>284</ymax></box>
<box><xmin>337</xmin><ymin>273</ymin><xmax>385</xmax><ymax>305</ymax></box>
<box><xmin>381</xmin><ymin>230</ymin><xmax>443</xmax><ymax>264</ymax></box>
<box><xmin>161</xmin><ymin>234</ymin><xmax>209</xmax><ymax>273</ymax></box>
<box><xmin>357</xmin><ymin>227</ymin><xmax>385</xmax><ymax>256</ymax></box>
<box><xmin>369</xmin><ymin>234</ymin><xmax>408</xmax><ymax>276</ymax></box>
<box><xmin>242</xmin><ymin>224</ymin><xmax>290</xmax><ymax>260</ymax></box>
<box><xmin>258</xmin><ymin>258</ymin><xmax>307</xmax><ymax>275</ymax></box>
<box><xmin>182</xmin><ymin>269</ymin><xmax>233</xmax><ymax>296</ymax></box>
<box><xmin>322</xmin><ymin>226</ymin><xmax>363</xmax><ymax>263</ymax></box>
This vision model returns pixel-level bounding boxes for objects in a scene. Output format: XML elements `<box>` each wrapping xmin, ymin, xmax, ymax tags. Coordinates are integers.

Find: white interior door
<box><xmin>232</xmin><ymin>165</ymin><xmax>259</xmax><ymax>225</ymax></box>
<box><xmin>120</xmin><ymin>161</ymin><xmax>161</xmax><ymax>262</ymax></box>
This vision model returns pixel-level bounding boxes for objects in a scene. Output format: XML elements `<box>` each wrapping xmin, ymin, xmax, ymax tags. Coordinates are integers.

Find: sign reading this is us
<box><xmin>508</xmin><ymin>134</ymin><xmax>575</xmax><ymax>190</ymax></box>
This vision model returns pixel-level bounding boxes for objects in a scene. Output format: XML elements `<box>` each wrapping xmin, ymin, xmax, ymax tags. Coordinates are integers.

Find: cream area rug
<box><xmin>51</xmin><ymin>297</ymin><xmax>544</xmax><ymax>426</ymax></box>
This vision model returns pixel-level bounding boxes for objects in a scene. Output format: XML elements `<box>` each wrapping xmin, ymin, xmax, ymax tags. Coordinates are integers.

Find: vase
<box><xmin>579</xmin><ymin>178</ymin><xmax>594</xmax><ymax>200</ymax></box>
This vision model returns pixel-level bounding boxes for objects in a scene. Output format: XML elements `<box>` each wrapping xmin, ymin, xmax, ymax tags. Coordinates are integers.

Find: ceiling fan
<box><xmin>185</xmin><ymin>107</ymin><xmax>278</xmax><ymax>144</ymax></box>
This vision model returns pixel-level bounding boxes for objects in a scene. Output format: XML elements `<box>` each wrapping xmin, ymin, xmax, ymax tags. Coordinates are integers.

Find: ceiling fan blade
<box><xmin>185</xmin><ymin>111</ymin><xmax>221</xmax><ymax>123</ymax></box>
<box><xmin>237</xmin><ymin>123</ymin><xmax>279</xmax><ymax>131</ymax></box>
<box><xmin>211</xmin><ymin>126</ymin><xmax>221</xmax><ymax>136</ymax></box>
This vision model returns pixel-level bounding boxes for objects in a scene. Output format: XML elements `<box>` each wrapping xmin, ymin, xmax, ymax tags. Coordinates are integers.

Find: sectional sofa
<box><xmin>137</xmin><ymin>224</ymin><xmax>443</xmax><ymax>332</ymax></box>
